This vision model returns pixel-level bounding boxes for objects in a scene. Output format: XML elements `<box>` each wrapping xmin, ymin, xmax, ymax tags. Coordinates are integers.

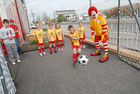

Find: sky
<box><xmin>26</xmin><ymin>0</ymin><xmax>140</xmax><ymax>20</ymax></box>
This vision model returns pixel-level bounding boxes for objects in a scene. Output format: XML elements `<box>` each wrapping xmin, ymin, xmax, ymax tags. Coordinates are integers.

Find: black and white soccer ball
<box><xmin>78</xmin><ymin>55</ymin><xmax>89</xmax><ymax>66</ymax></box>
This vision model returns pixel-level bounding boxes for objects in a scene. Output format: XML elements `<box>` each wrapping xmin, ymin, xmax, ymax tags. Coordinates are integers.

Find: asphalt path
<box><xmin>15</xmin><ymin>37</ymin><xmax>140</xmax><ymax>94</ymax></box>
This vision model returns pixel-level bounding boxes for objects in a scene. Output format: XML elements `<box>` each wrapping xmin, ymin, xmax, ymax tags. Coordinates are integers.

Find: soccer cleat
<box><xmin>50</xmin><ymin>51</ymin><xmax>52</xmax><ymax>54</ymax></box>
<box><xmin>43</xmin><ymin>52</ymin><xmax>46</xmax><ymax>55</ymax></box>
<box><xmin>90</xmin><ymin>50</ymin><xmax>101</xmax><ymax>56</ymax></box>
<box><xmin>61</xmin><ymin>48</ymin><xmax>64</xmax><ymax>51</ymax></box>
<box><xmin>99</xmin><ymin>54</ymin><xmax>109</xmax><ymax>63</ymax></box>
<box><xmin>54</xmin><ymin>50</ymin><xmax>57</xmax><ymax>53</ymax></box>
<box><xmin>58</xmin><ymin>48</ymin><xmax>61</xmax><ymax>51</ymax></box>
<box><xmin>17</xmin><ymin>60</ymin><xmax>21</xmax><ymax>63</ymax></box>
<box><xmin>12</xmin><ymin>62</ymin><xmax>16</xmax><ymax>65</ymax></box>
<box><xmin>40</xmin><ymin>53</ymin><xmax>43</xmax><ymax>56</ymax></box>
<box><xmin>73</xmin><ymin>63</ymin><xmax>77</xmax><ymax>68</ymax></box>
<box><xmin>83</xmin><ymin>45</ymin><xmax>86</xmax><ymax>48</ymax></box>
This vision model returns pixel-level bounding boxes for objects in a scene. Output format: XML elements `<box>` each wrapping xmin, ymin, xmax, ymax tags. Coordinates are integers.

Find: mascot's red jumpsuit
<box><xmin>88</xmin><ymin>6</ymin><xmax>109</xmax><ymax>62</ymax></box>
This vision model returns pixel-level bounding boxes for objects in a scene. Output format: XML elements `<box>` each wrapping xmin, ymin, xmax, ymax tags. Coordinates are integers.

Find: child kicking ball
<box><xmin>68</xmin><ymin>25</ymin><xmax>81</xmax><ymax>67</ymax></box>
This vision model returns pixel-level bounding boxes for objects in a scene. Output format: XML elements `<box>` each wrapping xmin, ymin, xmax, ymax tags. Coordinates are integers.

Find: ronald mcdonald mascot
<box><xmin>88</xmin><ymin>6</ymin><xmax>109</xmax><ymax>62</ymax></box>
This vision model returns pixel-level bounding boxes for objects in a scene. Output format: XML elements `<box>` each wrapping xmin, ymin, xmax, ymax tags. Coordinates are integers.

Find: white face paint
<box><xmin>91</xmin><ymin>11</ymin><xmax>96</xmax><ymax>16</ymax></box>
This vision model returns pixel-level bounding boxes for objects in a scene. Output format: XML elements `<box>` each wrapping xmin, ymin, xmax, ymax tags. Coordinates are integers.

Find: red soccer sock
<box><xmin>54</xmin><ymin>46</ymin><xmax>56</xmax><ymax>51</ymax></box>
<box><xmin>58</xmin><ymin>44</ymin><xmax>60</xmax><ymax>48</ymax></box>
<box><xmin>73</xmin><ymin>53</ymin><xmax>76</xmax><ymax>63</ymax></box>
<box><xmin>83</xmin><ymin>41</ymin><xmax>85</xmax><ymax>46</ymax></box>
<box><xmin>49</xmin><ymin>47</ymin><xmax>52</xmax><ymax>52</ymax></box>
<box><xmin>39</xmin><ymin>48</ymin><xmax>41</xmax><ymax>53</ymax></box>
<box><xmin>60</xmin><ymin>43</ymin><xmax>63</xmax><ymax>48</ymax></box>
<box><xmin>42</xmin><ymin>48</ymin><xmax>45</xmax><ymax>52</ymax></box>
<box><xmin>76</xmin><ymin>53</ymin><xmax>80</xmax><ymax>58</ymax></box>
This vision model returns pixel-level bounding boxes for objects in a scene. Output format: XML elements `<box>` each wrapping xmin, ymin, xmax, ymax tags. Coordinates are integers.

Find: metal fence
<box><xmin>61</xmin><ymin>18</ymin><xmax>140</xmax><ymax>52</ymax></box>
<box><xmin>0</xmin><ymin>43</ymin><xmax>16</xmax><ymax>94</ymax></box>
<box><xmin>108</xmin><ymin>18</ymin><xmax>140</xmax><ymax>51</ymax></box>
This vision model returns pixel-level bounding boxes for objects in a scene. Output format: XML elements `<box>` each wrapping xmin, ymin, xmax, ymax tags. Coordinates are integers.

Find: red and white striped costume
<box><xmin>88</xmin><ymin>6</ymin><xmax>109</xmax><ymax>62</ymax></box>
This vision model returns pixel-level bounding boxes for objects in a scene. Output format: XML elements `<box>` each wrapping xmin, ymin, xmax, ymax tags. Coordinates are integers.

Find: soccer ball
<box><xmin>78</xmin><ymin>55</ymin><xmax>89</xmax><ymax>66</ymax></box>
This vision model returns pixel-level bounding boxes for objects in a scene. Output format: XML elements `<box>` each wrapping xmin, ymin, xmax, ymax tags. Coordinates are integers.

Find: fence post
<box><xmin>117</xmin><ymin>0</ymin><xmax>121</xmax><ymax>57</ymax></box>
<box><xmin>128</xmin><ymin>0</ymin><xmax>140</xmax><ymax>31</ymax></box>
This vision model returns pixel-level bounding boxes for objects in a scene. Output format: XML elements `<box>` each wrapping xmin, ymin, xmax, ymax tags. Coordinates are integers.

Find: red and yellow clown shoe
<box><xmin>90</xmin><ymin>50</ymin><xmax>101</xmax><ymax>56</ymax></box>
<box><xmin>99</xmin><ymin>54</ymin><xmax>109</xmax><ymax>62</ymax></box>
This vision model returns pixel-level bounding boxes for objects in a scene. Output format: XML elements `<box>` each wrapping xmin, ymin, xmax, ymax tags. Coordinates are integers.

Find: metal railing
<box><xmin>0</xmin><ymin>43</ymin><xmax>16</xmax><ymax>94</ymax></box>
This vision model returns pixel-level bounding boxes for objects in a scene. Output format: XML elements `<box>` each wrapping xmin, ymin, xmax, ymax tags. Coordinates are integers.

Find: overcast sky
<box><xmin>26</xmin><ymin>0</ymin><xmax>140</xmax><ymax>20</ymax></box>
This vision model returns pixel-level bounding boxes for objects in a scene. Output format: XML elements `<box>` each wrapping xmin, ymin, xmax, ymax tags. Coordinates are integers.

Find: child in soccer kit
<box><xmin>55</xmin><ymin>23</ymin><xmax>64</xmax><ymax>51</ymax></box>
<box><xmin>47</xmin><ymin>23</ymin><xmax>57</xmax><ymax>54</ymax></box>
<box><xmin>77</xmin><ymin>21</ymin><xmax>86</xmax><ymax>48</ymax></box>
<box><xmin>68</xmin><ymin>25</ymin><xmax>81</xmax><ymax>67</ymax></box>
<box><xmin>34</xmin><ymin>22</ymin><xmax>46</xmax><ymax>56</ymax></box>
<box><xmin>0</xmin><ymin>19</ymin><xmax>21</xmax><ymax>65</ymax></box>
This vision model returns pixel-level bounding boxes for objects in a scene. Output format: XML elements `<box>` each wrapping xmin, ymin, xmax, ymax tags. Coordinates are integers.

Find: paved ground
<box><xmin>14</xmin><ymin>37</ymin><xmax>140</xmax><ymax>94</ymax></box>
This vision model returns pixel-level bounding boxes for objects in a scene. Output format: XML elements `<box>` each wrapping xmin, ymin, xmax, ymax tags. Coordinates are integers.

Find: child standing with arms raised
<box><xmin>68</xmin><ymin>25</ymin><xmax>81</xmax><ymax>67</ymax></box>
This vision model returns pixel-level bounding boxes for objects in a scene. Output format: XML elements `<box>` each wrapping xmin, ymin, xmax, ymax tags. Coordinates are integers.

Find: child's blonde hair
<box><xmin>55</xmin><ymin>23</ymin><xmax>61</xmax><ymax>29</ymax></box>
<box><xmin>79</xmin><ymin>20</ymin><xmax>82</xmax><ymax>24</ymax></box>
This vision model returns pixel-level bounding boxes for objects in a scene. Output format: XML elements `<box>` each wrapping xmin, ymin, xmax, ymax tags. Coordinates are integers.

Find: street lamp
<box><xmin>89</xmin><ymin>0</ymin><xmax>92</xmax><ymax>7</ymax></box>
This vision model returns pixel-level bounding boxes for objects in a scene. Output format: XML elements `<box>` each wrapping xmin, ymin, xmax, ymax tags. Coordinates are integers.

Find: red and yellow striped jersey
<box><xmin>55</xmin><ymin>28</ymin><xmax>63</xmax><ymax>41</ymax></box>
<box><xmin>34</xmin><ymin>29</ymin><xmax>45</xmax><ymax>44</ymax></box>
<box><xmin>69</xmin><ymin>30</ymin><xmax>80</xmax><ymax>46</ymax></box>
<box><xmin>47</xmin><ymin>28</ymin><xmax>56</xmax><ymax>41</ymax></box>
<box><xmin>77</xmin><ymin>26</ymin><xmax>85</xmax><ymax>38</ymax></box>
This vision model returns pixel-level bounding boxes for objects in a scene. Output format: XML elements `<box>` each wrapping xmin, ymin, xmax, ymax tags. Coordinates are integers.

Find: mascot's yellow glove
<box><xmin>101</xmin><ymin>28</ymin><xmax>108</xmax><ymax>41</ymax></box>
<box><xmin>101</xmin><ymin>34</ymin><xmax>108</xmax><ymax>42</ymax></box>
<box><xmin>92</xmin><ymin>35</ymin><xmax>95</xmax><ymax>41</ymax></box>
<box><xmin>91</xmin><ymin>31</ymin><xmax>95</xmax><ymax>41</ymax></box>
<box><xmin>101</xmin><ymin>34</ymin><xmax>105</xmax><ymax>41</ymax></box>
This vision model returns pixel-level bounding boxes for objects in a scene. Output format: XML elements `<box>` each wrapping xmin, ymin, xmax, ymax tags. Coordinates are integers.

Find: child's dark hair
<box><xmin>3</xmin><ymin>19</ymin><xmax>9</xmax><ymax>23</ymax></box>
<box><xmin>68</xmin><ymin>25</ymin><xmax>74</xmax><ymax>31</ymax></box>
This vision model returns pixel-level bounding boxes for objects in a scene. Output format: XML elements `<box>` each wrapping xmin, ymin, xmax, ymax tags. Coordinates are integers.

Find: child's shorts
<box><xmin>37</xmin><ymin>39</ymin><xmax>44</xmax><ymax>46</ymax></box>
<box><xmin>49</xmin><ymin>41</ymin><xmax>56</xmax><ymax>44</ymax></box>
<box><xmin>57</xmin><ymin>39</ymin><xmax>63</xmax><ymax>42</ymax></box>
<box><xmin>72</xmin><ymin>44</ymin><xmax>81</xmax><ymax>49</ymax></box>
